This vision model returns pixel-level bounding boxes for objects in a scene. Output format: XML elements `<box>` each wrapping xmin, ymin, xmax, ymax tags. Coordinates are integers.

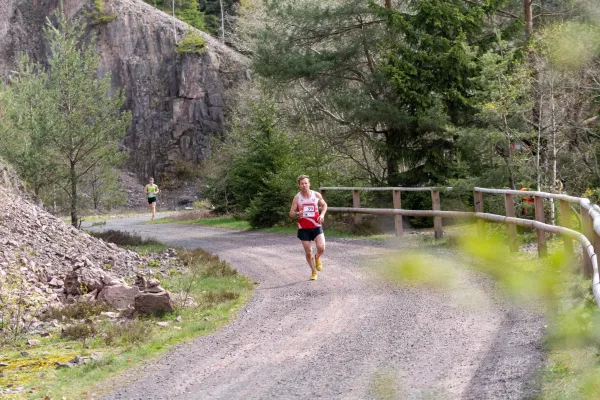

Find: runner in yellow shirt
<box><xmin>144</xmin><ymin>177</ymin><xmax>160</xmax><ymax>220</ymax></box>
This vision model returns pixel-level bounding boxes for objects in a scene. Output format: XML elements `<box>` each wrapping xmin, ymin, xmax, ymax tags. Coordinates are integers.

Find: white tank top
<box><xmin>297</xmin><ymin>190</ymin><xmax>321</xmax><ymax>229</ymax></box>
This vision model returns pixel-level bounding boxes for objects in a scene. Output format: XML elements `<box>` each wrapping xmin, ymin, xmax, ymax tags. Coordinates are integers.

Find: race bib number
<box><xmin>302</xmin><ymin>205</ymin><xmax>316</xmax><ymax>218</ymax></box>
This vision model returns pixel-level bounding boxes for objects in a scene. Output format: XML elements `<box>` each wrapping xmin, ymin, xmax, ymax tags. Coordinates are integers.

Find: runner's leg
<box><xmin>301</xmin><ymin>240</ymin><xmax>316</xmax><ymax>274</ymax></box>
<box><xmin>315</xmin><ymin>233</ymin><xmax>326</xmax><ymax>261</ymax></box>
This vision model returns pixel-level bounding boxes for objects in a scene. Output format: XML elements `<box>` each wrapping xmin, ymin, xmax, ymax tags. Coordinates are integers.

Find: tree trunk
<box><xmin>172</xmin><ymin>0</ymin><xmax>177</xmax><ymax>42</ymax></box>
<box><xmin>385</xmin><ymin>129</ymin><xmax>400</xmax><ymax>186</ymax></box>
<box><xmin>524</xmin><ymin>0</ymin><xmax>533</xmax><ymax>39</ymax></box>
<box><xmin>70</xmin><ymin>161</ymin><xmax>78</xmax><ymax>227</ymax></box>
<box><xmin>550</xmin><ymin>76</ymin><xmax>558</xmax><ymax>225</ymax></box>
<box><xmin>219</xmin><ymin>0</ymin><xmax>225</xmax><ymax>42</ymax></box>
<box><xmin>536</xmin><ymin>93</ymin><xmax>544</xmax><ymax>191</ymax></box>
<box><xmin>525</xmin><ymin>0</ymin><xmax>544</xmax><ymax>192</ymax></box>
<box><xmin>506</xmin><ymin>139</ymin><xmax>516</xmax><ymax>190</ymax></box>
<box><xmin>385</xmin><ymin>0</ymin><xmax>392</xmax><ymax>8</ymax></box>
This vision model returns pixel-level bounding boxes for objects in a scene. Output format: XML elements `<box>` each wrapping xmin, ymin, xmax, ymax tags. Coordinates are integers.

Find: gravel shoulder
<box><xmin>91</xmin><ymin>214</ymin><xmax>545</xmax><ymax>400</ymax></box>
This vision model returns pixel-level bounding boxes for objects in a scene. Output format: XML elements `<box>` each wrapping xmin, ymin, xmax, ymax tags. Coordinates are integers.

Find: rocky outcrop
<box><xmin>0</xmin><ymin>0</ymin><xmax>249</xmax><ymax>178</ymax></box>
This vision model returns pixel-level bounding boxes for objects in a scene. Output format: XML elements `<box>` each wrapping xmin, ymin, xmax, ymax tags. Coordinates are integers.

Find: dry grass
<box><xmin>42</xmin><ymin>301</ymin><xmax>114</xmax><ymax>321</ymax></box>
<box><xmin>200</xmin><ymin>291</ymin><xmax>240</xmax><ymax>307</ymax></box>
<box><xmin>168</xmin><ymin>210</ymin><xmax>213</xmax><ymax>221</ymax></box>
<box><xmin>177</xmin><ymin>248</ymin><xmax>238</xmax><ymax>277</ymax></box>
<box><xmin>61</xmin><ymin>322</ymin><xmax>98</xmax><ymax>341</ymax></box>
<box><xmin>88</xmin><ymin>229</ymin><xmax>163</xmax><ymax>247</ymax></box>
<box><xmin>103</xmin><ymin>320</ymin><xmax>154</xmax><ymax>346</ymax></box>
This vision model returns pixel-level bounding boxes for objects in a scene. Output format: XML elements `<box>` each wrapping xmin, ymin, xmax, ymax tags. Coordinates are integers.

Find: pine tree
<box><xmin>251</xmin><ymin>0</ymin><xmax>513</xmax><ymax>186</ymax></box>
<box><xmin>0</xmin><ymin>57</ymin><xmax>55</xmax><ymax>196</ymax></box>
<box><xmin>0</xmin><ymin>11</ymin><xmax>131</xmax><ymax>226</ymax></box>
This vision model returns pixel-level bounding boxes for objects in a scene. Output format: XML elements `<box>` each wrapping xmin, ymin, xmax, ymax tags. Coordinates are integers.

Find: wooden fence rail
<box><xmin>320</xmin><ymin>186</ymin><xmax>600</xmax><ymax>308</ymax></box>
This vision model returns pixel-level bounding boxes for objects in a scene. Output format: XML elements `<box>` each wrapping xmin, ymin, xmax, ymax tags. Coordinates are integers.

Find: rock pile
<box><xmin>0</xmin><ymin>169</ymin><xmax>179</xmax><ymax>332</ymax></box>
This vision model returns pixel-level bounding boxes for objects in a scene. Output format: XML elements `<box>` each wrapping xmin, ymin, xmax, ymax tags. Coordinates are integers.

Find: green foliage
<box><xmin>0</xmin><ymin>259</ymin><xmax>46</xmax><ymax>344</ymax></box>
<box><xmin>143</xmin><ymin>0</ymin><xmax>237</xmax><ymax>36</ymax></box>
<box><xmin>205</xmin><ymin>101</ymin><xmax>295</xmax><ymax>227</ymax></box>
<box><xmin>103</xmin><ymin>319</ymin><xmax>154</xmax><ymax>346</ymax></box>
<box><xmin>251</xmin><ymin>0</ymin><xmax>518</xmax><ymax>187</ymax></box>
<box><xmin>246</xmin><ymin>172</ymin><xmax>296</xmax><ymax>228</ymax></box>
<box><xmin>0</xmin><ymin>10</ymin><xmax>131</xmax><ymax>225</ymax></box>
<box><xmin>229</xmin><ymin>103</ymin><xmax>292</xmax><ymax>208</ymax></box>
<box><xmin>350</xmin><ymin>218</ymin><xmax>382</xmax><ymax>236</ymax></box>
<box><xmin>377</xmin><ymin>0</ymin><xmax>513</xmax><ymax>185</ymax></box>
<box><xmin>89</xmin><ymin>0</ymin><xmax>117</xmax><ymax>24</ymax></box>
<box><xmin>177</xmin><ymin>248</ymin><xmax>238</xmax><ymax>277</ymax></box>
<box><xmin>539</xmin><ymin>22</ymin><xmax>600</xmax><ymax>73</ymax></box>
<box><xmin>61</xmin><ymin>322</ymin><xmax>98</xmax><ymax>342</ymax></box>
<box><xmin>162</xmin><ymin>247</ymin><xmax>242</xmax><ymax>311</ymax></box>
<box><xmin>199</xmin><ymin>0</ymin><xmax>237</xmax><ymax>36</ymax></box>
<box><xmin>461</xmin><ymin>39</ymin><xmax>533</xmax><ymax>189</ymax></box>
<box><xmin>176</xmin><ymin>31</ymin><xmax>207</xmax><ymax>54</ymax></box>
<box><xmin>0</xmin><ymin>58</ymin><xmax>54</xmax><ymax>196</ymax></box>
<box><xmin>199</xmin><ymin>290</ymin><xmax>240</xmax><ymax>307</ymax></box>
<box><xmin>171</xmin><ymin>157</ymin><xmax>203</xmax><ymax>179</ymax></box>
<box><xmin>142</xmin><ymin>0</ymin><xmax>207</xmax><ymax>31</ymax></box>
<box><xmin>582</xmin><ymin>188</ymin><xmax>600</xmax><ymax>204</ymax></box>
<box><xmin>0</xmin><ymin>240</ymin><xmax>252</xmax><ymax>398</ymax></box>
<box><xmin>382</xmin><ymin>233</ymin><xmax>600</xmax><ymax>399</ymax></box>
<box><xmin>42</xmin><ymin>301</ymin><xmax>113</xmax><ymax>322</ymax></box>
<box><xmin>84</xmin><ymin>166</ymin><xmax>126</xmax><ymax>211</ymax></box>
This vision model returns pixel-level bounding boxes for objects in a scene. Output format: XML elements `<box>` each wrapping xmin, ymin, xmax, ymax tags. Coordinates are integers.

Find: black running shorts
<box><xmin>297</xmin><ymin>226</ymin><xmax>323</xmax><ymax>241</ymax></box>
<box><xmin>148</xmin><ymin>197</ymin><xmax>157</xmax><ymax>204</ymax></box>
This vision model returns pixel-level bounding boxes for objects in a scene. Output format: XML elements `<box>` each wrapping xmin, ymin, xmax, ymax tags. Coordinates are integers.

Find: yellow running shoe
<box><xmin>310</xmin><ymin>272</ymin><xmax>318</xmax><ymax>280</ymax></box>
<box><xmin>315</xmin><ymin>257</ymin><xmax>322</xmax><ymax>271</ymax></box>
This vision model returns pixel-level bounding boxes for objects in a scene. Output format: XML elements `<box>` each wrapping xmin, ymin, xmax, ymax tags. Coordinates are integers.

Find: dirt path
<box><xmin>92</xmin><ymin>214</ymin><xmax>544</xmax><ymax>400</ymax></box>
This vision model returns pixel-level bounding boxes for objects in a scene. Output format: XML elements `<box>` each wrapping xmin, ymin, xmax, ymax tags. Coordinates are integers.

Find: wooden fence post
<box><xmin>353</xmin><ymin>190</ymin><xmax>362</xmax><ymax>224</ymax></box>
<box><xmin>473</xmin><ymin>190</ymin><xmax>485</xmax><ymax>239</ymax></box>
<box><xmin>559</xmin><ymin>199</ymin><xmax>573</xmax><ymax>257</ymax></box>
<box><xmin>581</xmin><ymin>205</ymin><xmax>595</xmax><ymax>278</ymax></box>
<box><xmin>393</xmin><ymin>190</ymin><xmax>403</xmax><ymax>237</ymax></box>
<box><xmin>504</xmin><ymin>193</ymin><xmax>518</xmax><ymax>252</ymax></box>
<box><xmin>534</xmin><ymin>196</ymin><xmax>547</xmax><ymax>257</ymax></box>
<box><xmin>431</xmin><ymin>190</ymin><xmax>443</xmax><ymax>239</ymax></box>
<box><xmin>321</xmin><ymin>189</ymin><xmax>330</xmax><ymax>230</ymax></box>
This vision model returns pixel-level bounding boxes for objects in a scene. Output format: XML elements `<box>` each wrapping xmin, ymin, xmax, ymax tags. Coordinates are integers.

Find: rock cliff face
<box><xmin>0</xmin><ymin>0</ymin><xmax>249</xmax><ymax>178</ymax></box>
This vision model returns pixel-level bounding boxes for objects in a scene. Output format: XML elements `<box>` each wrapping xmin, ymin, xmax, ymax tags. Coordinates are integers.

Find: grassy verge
<box><xmin>0</xmin><ymin>241</ymin><xmax>253</xmax><ymax>399</ymax></box>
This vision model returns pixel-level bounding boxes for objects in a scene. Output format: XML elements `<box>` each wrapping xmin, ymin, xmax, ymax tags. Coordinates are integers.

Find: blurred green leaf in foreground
<box><xmin>380</xmin><ymin>232</ymin><xmax>600</xmax><ymax>399</ymax></box>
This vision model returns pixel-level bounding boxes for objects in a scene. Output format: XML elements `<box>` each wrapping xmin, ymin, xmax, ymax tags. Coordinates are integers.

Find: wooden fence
<box><xmin>319</xmin><ymin>186</ymin><xmax>600</xmax><ymax>307</ymax></box>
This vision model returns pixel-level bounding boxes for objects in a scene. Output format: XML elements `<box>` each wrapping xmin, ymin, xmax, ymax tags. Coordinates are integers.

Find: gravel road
<box><xmin>93</xmin><ymin>214</ymin><xmax>544</xmax><ymax>400</ymax></box>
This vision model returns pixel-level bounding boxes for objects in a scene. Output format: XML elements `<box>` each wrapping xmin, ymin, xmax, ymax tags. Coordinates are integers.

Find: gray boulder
<box><xmin>134</xmin><ymin>291</ymin><xmax>174</xmax><ymax>314</ymax></box>
<box><xmin>97</xmin><ymin>284</ymin><xmax>140</xmax><ymax>310</ymax></box>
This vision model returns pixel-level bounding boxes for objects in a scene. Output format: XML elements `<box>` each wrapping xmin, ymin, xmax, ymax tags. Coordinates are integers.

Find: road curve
<box><xmin>93</xmin><ymin>214</ymin><xmax>544</xmax><ymax>400</ymax></box>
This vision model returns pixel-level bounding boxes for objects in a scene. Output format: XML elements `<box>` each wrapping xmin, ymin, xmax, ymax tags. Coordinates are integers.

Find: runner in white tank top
<box><xmin>289</xmin><ymin>175</ymin><xmax>328</xmax><ymax>280</ymax></box>
<box><xmin>296</xmin><ymin>190</ymin><xmax>321</xmax><ymax>229</ymax></box>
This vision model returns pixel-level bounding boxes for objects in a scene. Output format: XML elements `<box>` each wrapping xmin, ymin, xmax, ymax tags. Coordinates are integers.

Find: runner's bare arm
<box><xmin>316</xmin><ymin>192</ymin><xmax>327</xmax><ymax>223</ymax></box>
<box><xmin>144</xmin><ymin>185</ymin><xmax>148</xmax><ymax>194</ymax></box>
<box><xmin>289</xmin><ymin>195</ymin><xmax>299</xmax><ymax>219</ymax></box>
